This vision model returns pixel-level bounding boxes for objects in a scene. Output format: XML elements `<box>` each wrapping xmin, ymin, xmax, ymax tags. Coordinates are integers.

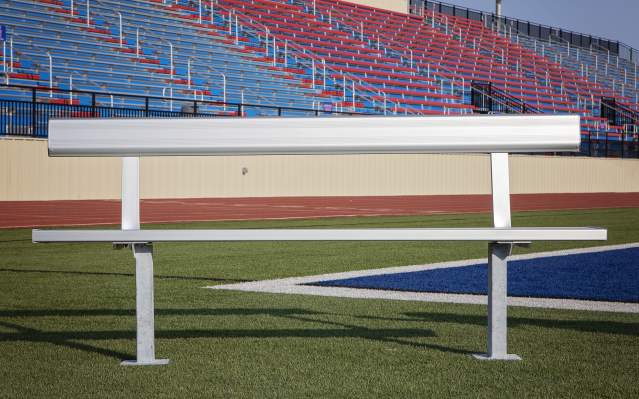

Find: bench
<box><xmin>32</xmin><ymin>114</ymin><xmax>607</xmax><ymax>365</ymax></box>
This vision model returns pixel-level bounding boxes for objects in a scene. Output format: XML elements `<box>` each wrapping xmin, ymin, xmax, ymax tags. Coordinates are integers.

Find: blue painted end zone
<box><xmin>311</xmin><ymin>247</ymin><xmax>639</xmax><ymax>303</ymax></box>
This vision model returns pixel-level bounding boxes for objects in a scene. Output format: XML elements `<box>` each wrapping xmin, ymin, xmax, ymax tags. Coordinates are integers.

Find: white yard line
<box><xmin>207</xmin><ymin>243</ymin><xmax>639</xmax><ymax>314</ymax></box>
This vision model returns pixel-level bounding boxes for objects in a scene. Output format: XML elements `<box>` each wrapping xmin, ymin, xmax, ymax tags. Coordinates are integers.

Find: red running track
<box><xmin>1</xmin><ymin>193</ymin><xmax>639</xmax><ymax>228</ymax></box>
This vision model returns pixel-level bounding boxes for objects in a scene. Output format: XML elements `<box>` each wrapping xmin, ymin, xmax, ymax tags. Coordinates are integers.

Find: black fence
<box><xmin>582</xmin><ymin>132</ymin><xmax>639</xmax><ymax>159</ymax></box>
<box><xmin>0</xmin><ymin>84</ymin><xmax>367</xmax><ymax>137</ymax></box>
<box><xmin>601</xmin><ymin>97</ymin><xmax>639</xmax><ymax>126</ymax></box>
<box><xmin>410</xmin><ymin>0</ymin><xmax>637</xmax><ymax>63</ymax></box>
<box><xmin>470</xmin><ymin>81</ymin><xmax>540</xmax><ymax>114</ymax></box>
<box><xmin>598</xmin><ymin>97</ymin><xmax>639</xmax><ymax>158</ymax></box>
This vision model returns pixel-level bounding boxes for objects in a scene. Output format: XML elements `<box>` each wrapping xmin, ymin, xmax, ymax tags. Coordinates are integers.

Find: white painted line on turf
<box><xmin>206</xmin><ymin>242</ymin><xmax>639</xmax><ymax>314</ymax></box>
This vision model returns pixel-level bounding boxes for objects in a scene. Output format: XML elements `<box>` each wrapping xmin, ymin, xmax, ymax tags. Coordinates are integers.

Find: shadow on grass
<box><xmin>278</xmin><ymin>313</ymin><xmax>472</xmax><ymax>355</ymax></box>
<box><xmin>0</xmin><ymin>238</ymin><xmax>32</xmax><ymax>243</ymax></box>
<box><xmin>0</xmin><ymin>268</ymin><xmax>252</xmax><ymax>283</ymax></box>
<box><xmin>0</xmin><ymin>308</ymin><xmax>320</xmax><ymax>318</ymax></box>
<box><xmin>355</xmin><ymin>312</ymin><xmax>639</xmax><ymax>337</ymax></box>
<box><xmin>6</xmin><ymin>306</ymin><xmax>632</xmax><ymax>363</ymax></box>
<box><xmin>0</xmin><ymin>321</ymin><xmax>133</xmax><ymax>360</ymax></box>
<box><xmin>0</xmin><ymin>308</ymin><xmax>446</xmax><ymax>360</ymax></box>
<box><xmin>2</xmin><ymin>306</ymin><xmax>635</xmax><ymax>361</ymax></box>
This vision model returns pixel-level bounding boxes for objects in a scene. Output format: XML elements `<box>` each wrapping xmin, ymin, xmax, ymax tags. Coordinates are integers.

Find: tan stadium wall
<box><xmin>1</xmin><ymin>138</ymin><xmax>639</xmax><ymax>201</ymax></box>
<box><xmin>341</xmin><ymin>0</ymin><xmax>409</xmax><ymax>14</ymax></box>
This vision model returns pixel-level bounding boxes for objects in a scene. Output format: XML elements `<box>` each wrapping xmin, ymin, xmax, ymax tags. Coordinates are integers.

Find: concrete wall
<box><xmin>2</xmin><ymin>138</ymin><xmax>638</xmax><ymax>201</ymax></box>
<box><xmin>340</xmin><ymin>0</ymin><xmax>409</xmax><ymax>14</ymax></box>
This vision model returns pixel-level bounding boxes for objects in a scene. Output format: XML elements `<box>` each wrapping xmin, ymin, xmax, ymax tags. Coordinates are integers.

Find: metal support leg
<box><xmin>473</xmin><ymin>153</ymin><xmax>521</xmax><ymax>361</ymax></box>
<box><xmin>473</xmin><ymin>243</ymin><xmax>521</xmax><ymax>361</ymax></box>
<box><xmin>121</xmin><ymin>243</ymin><xmax>169</xmax><ymax>366</ymax></box>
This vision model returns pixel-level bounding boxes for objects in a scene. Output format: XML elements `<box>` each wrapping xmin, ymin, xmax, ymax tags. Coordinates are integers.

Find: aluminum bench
<box><xmin>32</xmin><ymin>114</ymin><xmax>607</xmax><ymax>365</ymax></box>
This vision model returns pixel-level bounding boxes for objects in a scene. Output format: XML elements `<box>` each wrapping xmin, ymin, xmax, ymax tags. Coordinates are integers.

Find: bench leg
<box><xmin>473</xmin><ymin>243</ymin><xmax>521</xmax><ymax>361</ymax></box>
<box><xmin>121</xmin><ymin>243</ymin><xmax>169</xmax><ymax>366</ymax></box>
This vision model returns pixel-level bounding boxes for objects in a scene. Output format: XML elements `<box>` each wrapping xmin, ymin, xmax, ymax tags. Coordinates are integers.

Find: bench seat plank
<box><xmin>33</xmin><ymin>228</ymin><xmax>607</xmax><ymax>243</ymax></box>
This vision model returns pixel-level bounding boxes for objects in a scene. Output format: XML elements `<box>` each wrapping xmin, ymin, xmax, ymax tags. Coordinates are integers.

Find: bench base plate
<box><xmin>121</xmin><ymin>359</ymin><xmax>170</xmax><ymax>366</ymax></box>
<box><xmin>472</xmin><ymin>353</ymin><xmax>522</xmax><ymax>361</ymax></box>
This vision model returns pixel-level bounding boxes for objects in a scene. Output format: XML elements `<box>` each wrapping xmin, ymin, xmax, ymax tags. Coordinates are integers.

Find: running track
<box><xmin>1</xmin><ymin>193</ymin><xmax>638</xmax><ymax>228</ymax></box>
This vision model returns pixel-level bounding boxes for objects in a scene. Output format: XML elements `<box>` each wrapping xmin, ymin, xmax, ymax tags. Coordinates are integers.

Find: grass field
<box><xmin>1</xmin><ymin>207</ymin><xmax>638</xmax><ymax>398</ymax></box>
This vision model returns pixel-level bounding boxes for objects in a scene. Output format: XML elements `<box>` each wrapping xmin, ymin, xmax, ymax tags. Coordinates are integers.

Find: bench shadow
<box><xmin>0</xmin><ymin>238</ymin><xmax>32</xmax><ymax>243</ymax></box>
<box><xmin>0</xmin><ymin>320</ymin><xmax>133</xmax><ymax>360</ymax></box>
<box><xmin>356</xmin><ymin>312</ymin><xmax>639</xmax><ymax>337</ymax></box>
<box><xmin>0</xmin><ymin>308</ymin><xmax>320</xmax><ymax>318</ymax></box>
<box><xmin>0</xmin><ymin>268</ymin><xmax>252</xmax><ymax>283</ymax></box>
<box><xmin>2</xmin><ymin>306</ymin><xmax>635</xmax><ymax>363</ymax></box>
<box><xmin>0</xmin><ymin>307</ymin><xmax>466</xmax><ymax>361</ymax></box>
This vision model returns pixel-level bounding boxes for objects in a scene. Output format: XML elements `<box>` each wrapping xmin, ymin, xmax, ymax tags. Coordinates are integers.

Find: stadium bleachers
<box><xmin>0</xmin><ymin>0</ymin><xmax>340</xmax><ymax>113</ymax></box>
<box><xmin>303</xmin><ymin>0</ymin><xmax>637</xmax><ymax>155</ymax></box>
<box><xmin>0</xmin><ymin>0</ymin><xmax>638</xmax><ymax>156</ymax></box>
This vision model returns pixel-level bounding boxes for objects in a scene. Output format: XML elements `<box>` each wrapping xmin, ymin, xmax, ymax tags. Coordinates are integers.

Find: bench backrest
<box><xmin>46</xmin><ymin>114</ymin><xmax>582</xmax><ymax>233</ymax></box>
<box><xmin>48</xmin><ymin>115</ymin><xmax>581</xmax><ymax>157</ymax></box>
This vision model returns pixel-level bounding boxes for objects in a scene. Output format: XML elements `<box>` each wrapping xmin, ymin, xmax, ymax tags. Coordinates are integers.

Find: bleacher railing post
<box><xmin>31</xmin><ymin>88</ymin><xmax>36</xmax><ymax>136</ymax></box>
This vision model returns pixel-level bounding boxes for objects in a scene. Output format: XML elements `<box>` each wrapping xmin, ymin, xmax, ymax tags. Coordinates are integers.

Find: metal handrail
<box><xmin>136</xmin><ymin>0</ymin><xmax>395</xmax><ymax>112</ymax></box>
<box><xmin>601</xmin><ymin>97</ymin><xmax>639</xmax><ymax>124</ymax></box>
<box><xmin>470</xmin><ymin>81</ymin><xmax>540</xmax><ymax>114</ymax></box>
<box><xmin>454</xmin><ymin>16</ymin><xmax>587</xmax><ymax>113</ymax></box>
<box><xmin>16</xmin><ymin>0</ymin><xmax>404</xmax><ymax>113</ymax></box>
<box><xmin>211</xmin><ymin>0</ymin><xmax>408</xmax><ymax>113</ymax></box>
<box><xmin>84</xmin><ymin>1</ymin><xmax>354</xmax><ymax>110</ymax></box>
<box><xmin>427</xmin><ymin>10</ymin><xmax>549</xmax><ymax>105</ymax></box>
<box><xmin>496</xmin><ymin>21</ymin><xmax>635</xmax><ymax>105</ymax></box>
<box><xmin>545</xmin><ymin>33</ymin><xmax>637</xmax><ymax>100</ymax></box>
<box><xmin>301</xmin><ymin>0</ymin><xmax>468</xmax><ymax>103</ymax></box>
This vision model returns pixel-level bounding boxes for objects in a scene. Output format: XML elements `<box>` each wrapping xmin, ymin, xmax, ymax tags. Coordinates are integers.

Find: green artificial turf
<box><xmin>0</xmin><ymin>207</ymin><xmax>638</xmax><ymax>398</ymax></box>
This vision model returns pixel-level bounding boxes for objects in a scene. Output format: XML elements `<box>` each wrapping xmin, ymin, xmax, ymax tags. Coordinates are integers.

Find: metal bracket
<box><xmin>113</xmin><ymin>242</ymin><xmax>153</xmax><ymax>250</ymax></box>
<box><xmin>495</xmin><ymin>241</ymin><xmax>531</xmax><ymax>255</ymax></box>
